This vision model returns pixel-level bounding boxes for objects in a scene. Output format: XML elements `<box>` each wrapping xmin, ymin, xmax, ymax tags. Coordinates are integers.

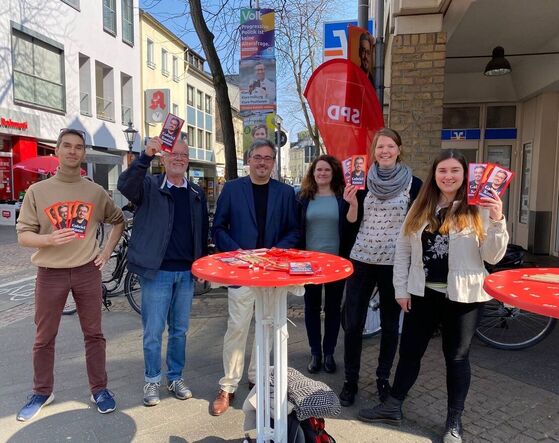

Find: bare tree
<box><xmin>274</xmin><ymin>0</ymin><xmax>341</xmax><ymax>152</ymax></box>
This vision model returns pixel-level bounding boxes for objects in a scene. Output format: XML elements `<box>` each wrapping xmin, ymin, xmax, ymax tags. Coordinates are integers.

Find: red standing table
<box><xmin>192</xmin><ymin>250</ymin><xmax>353</xmax><ymax>443</ymax></box>
<box><xmin>483</xmin><ymin>268</ymin><xmax>559</xmax><ymax>319</ymax></box>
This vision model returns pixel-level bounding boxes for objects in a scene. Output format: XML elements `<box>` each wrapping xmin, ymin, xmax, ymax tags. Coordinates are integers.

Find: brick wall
<box><xmin>389</xmin><ymin>32</ymin><xmax>446</xmax><ymax>180</ymax></box>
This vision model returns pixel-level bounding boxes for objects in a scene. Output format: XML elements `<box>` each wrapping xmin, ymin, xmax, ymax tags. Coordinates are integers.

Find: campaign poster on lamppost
<box><xmin>240</xmin><ymin>59</ymin><xmax>277</xmax><ymax>112</ymax></box>
<box><xmin>240</xmin><ymin>8</ymin><xmax>275</xmax><ymax>60</ymax></box>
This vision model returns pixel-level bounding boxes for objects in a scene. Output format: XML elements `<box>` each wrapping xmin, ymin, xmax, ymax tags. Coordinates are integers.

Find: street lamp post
<box><xmin>123</xmin><ymin>121</ymin><xmax>138</xmax><ymax>152</ymax></box>
<box><xmin>275</xmin><ymin>115</ymin><xmax>283</xmax><ymax>182</ymax></box>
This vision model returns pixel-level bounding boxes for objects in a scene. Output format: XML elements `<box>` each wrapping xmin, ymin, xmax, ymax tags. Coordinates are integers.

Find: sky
<box><xmin>139</xmin><ymin>0</ymin><xmax>358</xmax><ymax>138</ymax></box>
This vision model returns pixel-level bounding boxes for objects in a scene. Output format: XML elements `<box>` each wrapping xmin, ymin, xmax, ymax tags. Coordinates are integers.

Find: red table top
<box><xmin>483</xmin><ymin>268</ymin><xmax>559</xmax><ymax>318</ymax></box>
<box><xmin>192</xmin><ymin>249</ymin><xmax>353</xmax><ymax>287</ymax></box>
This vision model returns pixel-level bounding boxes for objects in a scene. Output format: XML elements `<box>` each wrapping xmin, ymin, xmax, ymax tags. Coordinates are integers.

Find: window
<box><xmin>79</xmin><ymin>54</ymin><xmax>91</xmax><ymax>116</ymax></box>
<box><xmin>187</xmin><ymin>126</ymin><xmax>195</xmax><ymax>146</ymax></box>
<box><xmin>161</xmin><ymin>49</ymin><xmax>168</xmax><ymax>76</ymax></box>
<box><xmin>95</xmin><ymin>60</ymin><xmax>114</xmax><ymax>121</ymax></box>
<box><xmin>103</xmin><ymin>0</ymin><xmax>117</xmax><ymax>35</ymax></box>
<box><xmin>172</xmin><ymin>103</ymin><xmax>179</xmax><ymax>115</ymax></box>
<box><xmin>486</xmin><ymin>106</ymin><xmax>516</xmax><ymax>128</ymax></box>
<box><xmin>519</xmin><ymin>142</ymin><xmax>532</xmax><ymax>224</ymax></box>
<box><xmin>146</xmin><ymin>38</ymin><xmax>155</xmax><ymax>68</ymax></box>
<box><xmin>172</xmin><ymin>56</ymin><xmax>179</xmax><ymax>81</ymax></box>
<box><xmin>121</xmin><ymin>0</ymin><xmax>134</xmax><ymax>45</ymax></box>
<box><xmin>12</xmin><ymin>26</ymin><xmax>65</xmax><ymax>112</ymax></box>
<box><xmin>198</xmin><ymin>129</ymin><xmax>204</xmax><ymax>149</ymax></box>
<box><xmin>205</xmin><ymin>94</ymin><xmax>212</xmax><ymax>114</ymax></box>
<box><xmin>442</xmin><ymin>107</ymin><xmax>480</xmax><ymax>129</ymax></box>
<box><xmin>205</xmin><ymin>132</ymin><xmax>212</xmax><ymax>150</ymax></box>
<box><xmin>61</xmin><ymin>0</ymin><xmax>80</xmax><ymax>9</ymax></box>
<box><xmin>187</xmin><ymin>85</ymin><xmax>194</xmax><ymax>106</ymax></box>
<box><xmin>197</xmin><ymin>90</ymin><xmax>203</xmax><ymax>110</ymax></box>
<box><xmin>121</xmin><ymin>72</ymin><xmax>133</xmax><ymax>124</ymax></box>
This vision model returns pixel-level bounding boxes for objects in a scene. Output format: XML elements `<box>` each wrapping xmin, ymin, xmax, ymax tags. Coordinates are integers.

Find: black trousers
<box><xmin>303</xmin><ymin>279</ymin><xmax>346</xmax><ymax>356</ymax></box>
<box><xmin>342</xmin><ymin>260</ymin><xmax>401</xmax><ymax>384</ymax></box>
<box><xmin>391</xmin><ymin>287</ymin><xmax>483</xmax><ymax>411</ymax></box>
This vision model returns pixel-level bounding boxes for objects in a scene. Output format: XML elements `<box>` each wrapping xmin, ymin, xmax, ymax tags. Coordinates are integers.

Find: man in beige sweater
<box><xmin>15</xmin><ymin>128</ymin><xmax>124</xmax><ymax>421</ymax></box>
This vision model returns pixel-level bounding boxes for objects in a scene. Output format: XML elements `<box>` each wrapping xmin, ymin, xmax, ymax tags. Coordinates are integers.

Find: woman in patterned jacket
<box><xmin>339</xmin><ymin>128</ymin><xmax>422</xmax><ymax>407</ymax></box>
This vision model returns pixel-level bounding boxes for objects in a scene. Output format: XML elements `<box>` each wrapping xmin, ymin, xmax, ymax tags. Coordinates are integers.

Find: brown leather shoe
<box><xmin>210</xmin><ymin>390</ymin><xmax>234</xmax><ymax>416</ymax></box>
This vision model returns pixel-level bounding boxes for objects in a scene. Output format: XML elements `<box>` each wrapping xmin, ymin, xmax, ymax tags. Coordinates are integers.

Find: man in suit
<box><xmin>210</xmin><ymin>139</ymin><xmax>299</xmax><ymax>416</ymax></box>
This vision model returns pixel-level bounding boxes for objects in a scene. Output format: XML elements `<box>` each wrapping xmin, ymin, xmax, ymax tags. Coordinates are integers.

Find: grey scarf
<box><xmin>367</xmin><ymin>162</ymin><xmax>412</xmax><ymax>200</ymax></box>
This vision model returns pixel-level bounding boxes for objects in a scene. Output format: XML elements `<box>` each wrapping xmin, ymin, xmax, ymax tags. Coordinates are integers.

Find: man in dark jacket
<box><xmin>118</xmin><ymin>137</ymin><xmax>208</xmax><ymax>407</ymax></box>
<box><xmin>209</xmin><ymin>139</ymin><xmax>299</xmax><ymax>416</ymax></box>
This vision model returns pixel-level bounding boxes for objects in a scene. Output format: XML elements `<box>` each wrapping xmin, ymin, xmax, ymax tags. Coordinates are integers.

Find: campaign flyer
<box><xmin>44</xmin><ymin>202</ymin><xmax>72</xmax><ymax>230</ymax></box>
<box><xmin>467</xmin><ymin>163</ymin><xmax>488</xmax><ymax>204</ymax></box>
<box><xmin>342</xmin><ymin>155</ymin><xmax>368</xmax><ymax>190</ymax></box>
<box><xmin>476</xmin><ymin>164</ymin><xmax>514</xmax><ymax>201</ymax></box>
<box><xmin>69</xmin><ymin>201</ymin><xmax>94</xmax><ymax>238</ymax></box>
<box><xmin>159</xmin><ymin>113</ymin><xmax>185</xmax><ymax>153</ymax></box>
<box><xmin>289</xmin><ymin>262</ymin><xmax>314</xmax><ymax>275</ymax></box>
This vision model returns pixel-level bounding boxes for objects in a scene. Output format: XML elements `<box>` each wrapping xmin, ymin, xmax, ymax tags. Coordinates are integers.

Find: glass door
<box><xmin>485</xmin><ymin>144</ymin><xmax>512</xmax><ymax>224</ymax></box>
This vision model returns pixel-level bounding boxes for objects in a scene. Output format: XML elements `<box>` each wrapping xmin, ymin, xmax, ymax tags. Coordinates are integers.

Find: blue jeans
<box><xmin>140</xmin><ymin>271</ymin><xmax>194</xmax><ymax>383</ymax></box>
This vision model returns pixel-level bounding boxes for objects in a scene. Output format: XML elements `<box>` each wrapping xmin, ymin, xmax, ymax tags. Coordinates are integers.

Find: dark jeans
<box><xmin>391</xmin><ymin>288</ymin><xmax>483</xmax><ymax>411</ymax></box>
<box><xmin>342</xmin><ymin>260</ymin><xmax>401</xmax><ymax>384</ymax></box>
<box><xmin>33</xmin><ymin>261</ymin><xmax>106</xmax><ymax>395</ymax></box>
<box><xmin>304</xmin><ymin>280</ymin><xmax>345</xmax><ymax>356</ymax></box>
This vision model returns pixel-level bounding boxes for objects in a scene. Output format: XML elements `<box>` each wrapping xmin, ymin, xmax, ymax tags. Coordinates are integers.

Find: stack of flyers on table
<box><xmin>44</xmin><ymin>201</ymin><xmax>94</xmax><ymax>239</ymax></box>
<box><xmin>342</xmin><ymin>155</ymin><xmax>368</xmax><ymax>190</ymax></box>
<box><xmin>159</xmin><ymin>113</ymin><xmax>185</xmax><ymax>153</ymax></box>
<box><xmin>467</xmin><ymin>163</ymin><xmax>514</xmax><ymax>204</ymax></box>
<box><xmin>289</xmin><ymin>262</ymin><xmax>315</xmax><ymax>275</ymax></box>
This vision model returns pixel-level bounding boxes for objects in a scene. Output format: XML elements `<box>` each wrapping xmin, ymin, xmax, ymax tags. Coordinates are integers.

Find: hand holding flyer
<box><xmin>44</xmin><ymin>201</ymin><xmax>93</xmax><ymax>239</ymax></box>
<box><xmin>342</xmin><ymin>155</ymin><xmax>368</xmax><ymax>190</ymax></box>
<box><xmin>159</xmin><ymin>113</ymin><xmax>185</xmax><ymax>153</ymax></box>
<box><xmin>467</xmin><ymin>162</ymin><xmax>514</xmax><ymax>205</ymax></box>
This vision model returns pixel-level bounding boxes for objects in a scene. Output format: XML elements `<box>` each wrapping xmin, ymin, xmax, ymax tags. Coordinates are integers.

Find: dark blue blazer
<box><xmin>212</xmin><ymin>176</ymin><xmax>300</xmax><ymax>252</ymax></box>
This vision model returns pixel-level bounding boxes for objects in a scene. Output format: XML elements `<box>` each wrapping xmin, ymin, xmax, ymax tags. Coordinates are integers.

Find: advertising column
<box><xmin>239</xmin><ymin>8</ymin><xmax>276</xmax><ymax>162</ymax></box>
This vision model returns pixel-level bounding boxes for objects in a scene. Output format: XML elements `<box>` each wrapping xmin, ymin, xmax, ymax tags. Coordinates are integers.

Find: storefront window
<box><xmin>443</xmin><ymin>107</ymin><xmax>480</xmax><ymax>129</ymax></box>
<box><xmin>486</xmin><ymin>106</ymin><xmax>516</xmax><ymax>128</ymax></box>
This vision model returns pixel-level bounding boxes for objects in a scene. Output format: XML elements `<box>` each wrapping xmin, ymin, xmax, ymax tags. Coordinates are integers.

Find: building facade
<box><xmin>140</xmin><ymin>10</ymin><xmax>217</xmax><ymax>206</ymax></box>
<box><xmin>0</xmin><ymin>0</ymin><xmax>141</xmax><ymax>205</ymax></box>
<box><xmin>376</xmin><ymin>0</ymin><xmax>559</xmax><ymax>256</ymax></box>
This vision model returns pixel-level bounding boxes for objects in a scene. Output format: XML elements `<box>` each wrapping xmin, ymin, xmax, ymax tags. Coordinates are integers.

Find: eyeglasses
<box><xmin>165</xmin><ymin>152</ymin><xmax>189</xmax><ymax>160</ymax></box>
<box><xmin>251</xmin><ymin>155</ymin><xmax>275</xmax><ymax>162</ymax></box>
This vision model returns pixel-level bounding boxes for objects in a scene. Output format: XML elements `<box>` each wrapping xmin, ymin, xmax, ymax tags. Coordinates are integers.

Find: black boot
<box><xmin>376</xmin><ymin>378</ymin><xmax>391</xmax><ymax>403</ymax></box>
<box><xmin>307</xmin><ymin>354</ymin><xmax>322</xmax><ymax>373</ymax></box>
<box><xmin>324</xmin><ymin>354</ymin><xmax>337</xmax><ymax>373</ymax></box>
<box><xmin>339</xmin><ymin>381</ymin><xmax>358</xmax><ymax>407</ymax></box>
<box><xmin>442</xmin><ymin>408</ymin><xmax>463</xmax><ymax>443</ymax></box>
<box><xmin>358</xmin><ymin>395</ymin><xmax>403</xmax><ymax>426</ymax></box>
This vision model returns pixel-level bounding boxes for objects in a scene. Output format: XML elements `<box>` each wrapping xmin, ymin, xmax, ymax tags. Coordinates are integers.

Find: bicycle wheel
<box><xmin>475</xmin><ymin>299</ymin><xmax>557</xmax><ymax>350</ymax></box>
<box><xmin>124</xmin><ymin>271</ymin><xmax>141</xmax><ymax>315</ymax></box>
<box><xmin>62</xmin><ymin>292</ymin><xmax>77</xmax><ymax>315</ymax></box>
<box><xmin>194</xmin><ymin>279</ymin><xmax>212</xmax><ymax>296</ymax></box>
<box><xmin>363</xmin><ymin>287</ymin><xmax>382</xmax><ymax>338</ymax></box>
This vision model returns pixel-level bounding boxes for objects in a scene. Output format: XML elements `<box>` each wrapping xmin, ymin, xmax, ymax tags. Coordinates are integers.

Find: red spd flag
<box><xmin>304</xmin><ymin>59</ymin><xmax>384</xmax><ymax>161</ymax></box>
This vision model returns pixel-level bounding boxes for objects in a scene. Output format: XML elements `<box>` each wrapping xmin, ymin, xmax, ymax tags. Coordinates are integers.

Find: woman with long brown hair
<box><xmin>358</xmin><ymin>149</ymin><xmax>509</xmax><ymax>443</ymax></box>
<box><xmin>339</xmin><ymin>128</ymin><xmax>422</xmax><ymax>407</ymax></box>
<box><xmin>297</xmin><ymin>154</ymin><xmax>348</xmax><ymax>374</ymax></box>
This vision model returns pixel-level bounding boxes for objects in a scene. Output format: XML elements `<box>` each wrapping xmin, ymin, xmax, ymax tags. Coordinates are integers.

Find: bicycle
<box><xmin>361</xmin><ymin>244</ymin><xmax>557</xmax><ymax>350</ymax></box>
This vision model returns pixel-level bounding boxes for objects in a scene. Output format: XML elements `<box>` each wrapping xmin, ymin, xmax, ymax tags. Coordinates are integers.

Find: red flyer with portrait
<box><xmin>467</xmin><ymin>163</ymin><xmax>488</xmax><ymax>204</ymax></box>
<box><xmin>159</xmin><ymin>113</ymin><xmax>185</xmax><ymax>153</ymax></box>
<box><xmin>475</xmin><ymin>164</ymin><xmax>514</xmax><ymax>202</ymax></box>
<box><xmin>342</xmin><ymin>155</ymin><xmax>368</xmax><ymax>189</ymax></box>
<box><xmin>69</xmin><ymin>201</ymin><xmax>94</xmax><ymax>239</ymax></box>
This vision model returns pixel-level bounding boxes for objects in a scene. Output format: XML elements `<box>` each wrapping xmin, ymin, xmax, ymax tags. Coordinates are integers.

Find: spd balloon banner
<box><xmin>304</xmin><ymin>59</ymin><xmax>384</xmax><ymax>161</ymax></box>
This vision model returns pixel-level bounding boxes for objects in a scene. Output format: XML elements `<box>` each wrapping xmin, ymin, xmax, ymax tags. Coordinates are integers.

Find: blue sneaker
<box><xmin>17</xmin><ymin>393</ymin><xmax>54</xmax><ymax>421</ymax></box>
<box><xmin>90</xmin><ymin>389</ymin><xmax>116</xmax><ymax>414</ymax></box>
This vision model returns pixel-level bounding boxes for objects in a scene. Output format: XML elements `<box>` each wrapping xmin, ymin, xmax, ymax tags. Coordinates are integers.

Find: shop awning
<box><xmin>85</xmin><ymin>148</ymin><xmax>123</xmax><ymax>166</ymax></box>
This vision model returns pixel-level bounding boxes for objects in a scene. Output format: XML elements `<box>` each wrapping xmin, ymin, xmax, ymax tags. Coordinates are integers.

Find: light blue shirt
<box><xmin>305</xmin><ymin>195</ymin><xmax>339</xmax><ymax>254</ymax></box>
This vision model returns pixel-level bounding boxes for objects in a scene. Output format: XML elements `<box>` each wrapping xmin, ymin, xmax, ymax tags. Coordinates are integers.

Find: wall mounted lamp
<box><xmin>446</xmin><ymin>46</ymin><xmax>559</xmax><ymax>76</ymax></box>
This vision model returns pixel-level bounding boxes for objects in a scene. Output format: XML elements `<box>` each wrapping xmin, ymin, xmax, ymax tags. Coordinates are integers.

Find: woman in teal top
<box><xmin>297</xmin><ymin>155</ymin><xmax>349</xmax><ymax>374</ymax></box>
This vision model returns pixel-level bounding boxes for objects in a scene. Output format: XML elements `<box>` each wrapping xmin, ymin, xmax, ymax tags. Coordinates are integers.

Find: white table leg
<box><xmin>272</xmin><ymin>288</ymin><xmax>289</xmax><ymax>443</ymax></box>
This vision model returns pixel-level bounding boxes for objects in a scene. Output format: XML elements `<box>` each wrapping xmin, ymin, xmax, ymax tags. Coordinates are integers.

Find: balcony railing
<box><xmin>80</xmin><ymin>92</ymin><xmax>91</xmax><ymax>116</ymax></box>
<box><xmin>121</xmin><ymin>105</ymin><xmax>132</xmax><ymax>125</ymax></box>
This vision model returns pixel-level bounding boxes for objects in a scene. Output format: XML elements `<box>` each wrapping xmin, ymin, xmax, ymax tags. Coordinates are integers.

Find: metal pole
<box><xmin>358</xmin><ymin>0</ymin><xmax>369</xmax><ymax>29</ymax></box>
<box><xmin>276</xmin><ymin>122</ymin><xmax>282</xmax><ymax>182</ymax></box>
<box><xmin>374</xmin><ymin>0</ymin><xmax>385</xmax><ymax>107</ymax></box>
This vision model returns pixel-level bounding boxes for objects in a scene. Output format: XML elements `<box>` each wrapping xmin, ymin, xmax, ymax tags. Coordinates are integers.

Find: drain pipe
<box><xmin>374</xmin><ymin>0</ymin><xmax>385</xmax><ymax>107</ymax></box>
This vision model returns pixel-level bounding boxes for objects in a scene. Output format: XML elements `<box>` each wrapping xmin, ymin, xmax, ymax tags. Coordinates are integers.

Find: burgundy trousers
<box><xmin>33</xmin><ymin>261</ymin><xmax>107</xmax><ymax>395</ymax></box>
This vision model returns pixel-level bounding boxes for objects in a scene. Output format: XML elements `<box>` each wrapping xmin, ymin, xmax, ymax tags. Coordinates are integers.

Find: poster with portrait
<box><xmin>476</xmin><ymin>164</ymin><xmax>514</xmax><ymax>202</ymax></box>
<box><xmin>467</xmin><ymin>163</ymin><xmax>487</xmax><ymax>204</ymax></box>
<box><xmin>342</xmin><ymin>155</ymin><xmax>368</xmax><ymax>189</ymax></box>
<box><xmin>241</xmin><ymin>111</ymin><xmax>276</xmax><ymax>164</ymax></box>
<box><xmin>348</xmin><ymin>25</ymin><xmax>375</xmax><ymax>89</ymax></box>
<box><xmin>159</xmin><ymin>113</ymin><xmax>185</xmax><ymax>153</ymax></box>
<box><xmin>69</xmin><ymin>201</ymin><xmax>94</xmax><ymax>238</ymax></box>
<box><xmin>240</xmin><ymin>59</ymin><xmax>277</xmax><ymax>112</ymax></box>
<box><xmin>44</xmin><ymin>201</ymin><xmax>72</xmax><ymax>230</ymax></box>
